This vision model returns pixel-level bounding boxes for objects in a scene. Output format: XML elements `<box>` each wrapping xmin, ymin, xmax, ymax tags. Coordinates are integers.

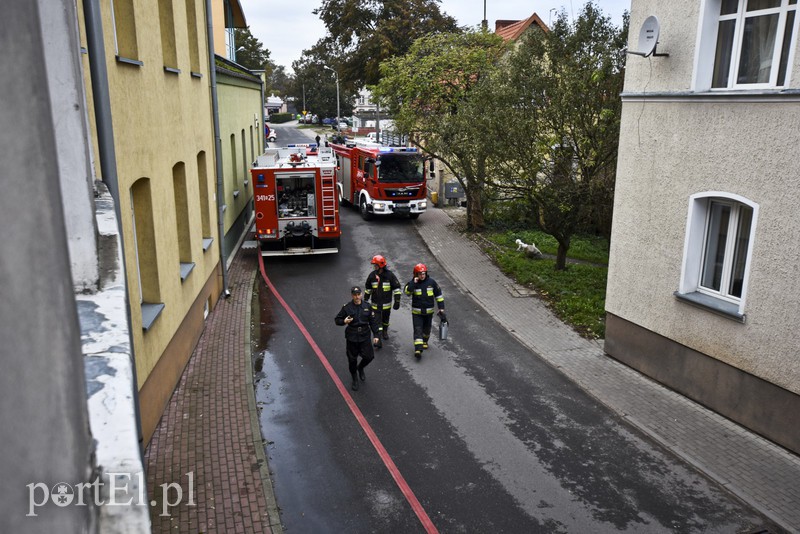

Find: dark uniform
<box><xmin>335</xmin><ymin>287</ymin><xmax>381</xmax><ymax>390</ymax></box>
<box><xmin>403</xmin><ymin>264</ymin><xmax>444</xmax><ymax>358</ymax></box>
<box><xmin>364</xmin><ymin>266</ymin><xmax>401</xmax><ymax>339</ymax></box>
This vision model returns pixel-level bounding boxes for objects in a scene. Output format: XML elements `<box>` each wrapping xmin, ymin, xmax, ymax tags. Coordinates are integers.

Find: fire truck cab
<box><xmin>251</xmin><ymin>145</ymin><xmax>340</xmax><ymax>255</ymax></box>
<box><xmin>330</xmin><ymin>140</ymin><xmax>428</xmax><ymax>220</ymax></box>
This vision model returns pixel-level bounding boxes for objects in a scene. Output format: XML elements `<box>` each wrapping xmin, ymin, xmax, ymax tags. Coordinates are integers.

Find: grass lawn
<box><xmin>476</xmin><ymin>228</ymin><xmax>609</xmax><ymax>339</ymax></box>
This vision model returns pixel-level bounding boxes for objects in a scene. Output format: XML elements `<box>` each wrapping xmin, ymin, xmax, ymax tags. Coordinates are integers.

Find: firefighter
<box><xmin>364</xmin><ymin>255</ymin><xmax>401</xmax><ymax>347</ymax></box>
<box><xmin>403</xmin><ymin>263</ymin><xmax>445</xmax><ymax>359</ymax></box>
<box><xmin>334</xmin><ymin>286</ymin><xmax>381</xmax><ymax>391</ymax></box>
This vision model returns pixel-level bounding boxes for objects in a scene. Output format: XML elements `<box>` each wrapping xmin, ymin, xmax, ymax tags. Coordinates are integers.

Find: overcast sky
<box><xmin>239</xmin><ymin>0</ymin><xmax>632</xmax><ymax>75</ymax></box>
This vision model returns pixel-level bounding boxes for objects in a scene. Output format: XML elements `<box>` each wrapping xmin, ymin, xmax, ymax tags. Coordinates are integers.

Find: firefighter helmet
<box><xmin>413</xmin><ymin>263</ymin><xmax>427</xmax><ymax>276</ymax></box>
<box><xmin>371</xmin><ymin>255</ymin><xmax>387</xmax><ymax>268</ymax></box>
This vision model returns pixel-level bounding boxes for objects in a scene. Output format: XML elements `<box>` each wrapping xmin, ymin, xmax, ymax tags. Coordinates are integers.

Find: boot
<box><xmin>351</xmin><ymin>373</ymin><xmax>359</xmax><ymax>391</ymax></box>
<box><xmin>358</xmin><ymin>367</ymin><xmax>366</xmax><ymax>382</ymax></box>
<box><xmin>414</xmin><ymin>350</ymin><xmax>422</xmax><ymax>359</ymax></box>
<box><xmin>382</xmin><ymin>328</ymin><xmax>389</xmax><ymax>340</ymax></box>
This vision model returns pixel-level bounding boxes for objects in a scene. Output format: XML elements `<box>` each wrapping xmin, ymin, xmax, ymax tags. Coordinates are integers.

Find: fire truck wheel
<box><xmin>409</xmin><ymin>213</ymin><xmax>420</xmax><ymax>220</ymax></box>
<box><xmin>360</xmin><ymin>197</ymin><xmax>374</xmax><ymax>221</ymax></box>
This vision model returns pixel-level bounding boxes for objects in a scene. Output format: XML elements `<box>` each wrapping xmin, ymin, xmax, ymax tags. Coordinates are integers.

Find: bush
<box><xmin>269</xmin><ymin>112</ymin><xmax>293</xmax><ymax>124</ymax></box>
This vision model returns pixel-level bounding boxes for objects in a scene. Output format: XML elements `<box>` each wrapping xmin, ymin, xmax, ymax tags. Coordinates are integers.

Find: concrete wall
<box><xmin>0</xmin><ymin>1</ymin><xmax>95</xmax><ymax>531</ymax></box>
<box><xmin>606</xmin><ymin>0</ymin><xmax>800</xmax><ymax>452</ymax></box>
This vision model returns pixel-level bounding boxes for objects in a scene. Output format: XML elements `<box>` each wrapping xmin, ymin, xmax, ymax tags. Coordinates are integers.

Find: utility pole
<box><xmin>323</xmin><ymin>65</ymin><xmax>340</xmax><ymax>134</ymax></box>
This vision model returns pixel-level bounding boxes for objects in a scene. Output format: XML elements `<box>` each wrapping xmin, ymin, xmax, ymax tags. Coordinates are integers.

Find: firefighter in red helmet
<box><xmin>403</xmin><ymin>263</ymin><xmax>445</xmax><ymax>359</ymax></box>
<box><xmin>363</xmin><ymin>254</ymin><xmax>401</xmax><ymax>348</ymax></box>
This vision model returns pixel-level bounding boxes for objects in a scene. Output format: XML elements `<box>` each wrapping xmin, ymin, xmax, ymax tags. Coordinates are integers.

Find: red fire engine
<box><xmin>330</xmin><ymin>139</ymin><xmax>428</xmax><ymax>220</ymax></box>
<box><xmin>251</xmin><ymin>145</ymin><xmax>340</xmax><ymax>255</ymax></box>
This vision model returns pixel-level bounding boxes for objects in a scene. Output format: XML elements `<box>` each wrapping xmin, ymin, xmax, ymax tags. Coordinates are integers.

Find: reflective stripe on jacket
<box><xmin>403</xmin><ymin>276</ymin><xmax>444</xmax><ymax>313</ymax></box>
<box><xmin>364</xmin><ymin>267</ymin><xmax>401</xmax><ymax>306</ymax></box>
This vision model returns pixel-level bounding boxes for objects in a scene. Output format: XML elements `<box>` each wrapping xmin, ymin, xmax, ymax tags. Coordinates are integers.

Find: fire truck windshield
<box><xmin>376</xmin><ymin>154</ymin><xmax>424</xmax><ymax>183</ymax></box>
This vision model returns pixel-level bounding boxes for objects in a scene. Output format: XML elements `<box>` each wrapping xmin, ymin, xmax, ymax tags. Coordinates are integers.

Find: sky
<box><xmin>239</xmin><ymin>0</ymin><xmax>632</xmax><ymax>75</ymax></box>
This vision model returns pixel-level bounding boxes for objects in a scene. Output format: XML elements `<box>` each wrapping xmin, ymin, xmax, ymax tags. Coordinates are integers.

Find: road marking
<box><xmin>257</xmin><ymin>253</ymin><xmax>439</xmax><ymax>534</ymax></box>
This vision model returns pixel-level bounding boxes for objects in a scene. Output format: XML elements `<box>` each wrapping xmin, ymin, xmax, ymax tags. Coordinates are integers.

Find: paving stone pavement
<box><xmin>416</xmin><ymin>206</ymin><xmax>800</xmax><ymax>533</ymax></box>
<box><xmin>144</xmin><ymin>248</ymin><xmax>281</xmax><ymax>534</ymax></box>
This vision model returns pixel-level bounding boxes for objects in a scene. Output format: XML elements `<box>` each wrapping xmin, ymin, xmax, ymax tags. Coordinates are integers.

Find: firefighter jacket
<box><xmin>403</xmin><ymin>276</ymin><xmax>444</xmax><ymax>315</ymax></box>
<box><xmin>335</xmin><ymin>300</ymin><xmax>381</xmax><ymax>341</ymax></box>
<box><xmin>364</xmin><ymin>267</ymin><xmax>401</xmax><ymax>309</ymax></box>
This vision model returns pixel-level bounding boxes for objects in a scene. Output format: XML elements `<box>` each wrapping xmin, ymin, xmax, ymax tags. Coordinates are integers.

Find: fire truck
<box><xmin>330</xmin><ymin>139</ymin><xmax>428</xmax><ymax>220</ymax></box>
<box><xmin>251</xmin><ymin>145</ymin><xmax>340</xmax><ymax>255</ymax></box>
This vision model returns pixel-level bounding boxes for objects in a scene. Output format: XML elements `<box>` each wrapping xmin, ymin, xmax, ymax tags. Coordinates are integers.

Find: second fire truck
<box><xmin>330</xmin><ymin>139</ymin><xmax>429</xmax><ymax>220</ymax></box>
<box><xmin>251</xmin><ymin>145</ymin><xmax>340</xmax><ymax>255</ymax></box>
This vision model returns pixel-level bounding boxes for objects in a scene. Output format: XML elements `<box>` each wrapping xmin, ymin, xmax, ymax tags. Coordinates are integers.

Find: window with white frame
<box><xmin>679</xmin><ymin>193</ymin><xmax>758</xmax><ymax>317</ymax></box>
<box><xmin>710</xmin><ymin>0</ymin><xmax>798</xmax><ymax>89</ymax></box>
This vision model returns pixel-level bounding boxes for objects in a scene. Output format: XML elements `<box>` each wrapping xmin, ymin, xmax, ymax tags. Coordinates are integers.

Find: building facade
<box><xmin>76</xmin><ymin>0</ymin><xmax>223</xmax><ymax>444</ymax></box>
<box><xmin>605</xmin><ymin>0</ymin><xmax>800</xmax><ymax>454</ymax></box>
<box><xmin>215</xmin><ymin>55</ymin><xmax>263</xmax><ymax>259</ymax></box>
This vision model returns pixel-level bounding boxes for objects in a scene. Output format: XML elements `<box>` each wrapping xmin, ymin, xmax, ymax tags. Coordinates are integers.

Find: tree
<box><xmin>233</xmin><ymin>27</ymin><xmax>271</xmax><ymax>71</ymax></box>
<box><xmin>493</xmin><ymin>3</ymin><xmax>628</xmax><ymax>269</ymax></box>
<box><xmin>312</xmin><ymin>0</ymin><xmax>459</xmax><ymax>87</ymax></box>
<box><xmin>374</xmin><ymin>30</ymin><xmax>507</xmax><ymax>230</ymax></box>
<box><xmin>265</xmin><ymin>61</ymin><xmax>291</xmax><ymax>97</ymax></box>
<box><xmin>289</xmin><ymin>57</ymin><xmax>356</xmax><ymax>120</ymax></box>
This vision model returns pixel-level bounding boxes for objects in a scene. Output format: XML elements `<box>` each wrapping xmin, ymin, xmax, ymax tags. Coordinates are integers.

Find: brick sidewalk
<box><xmin>144</xmin><ymin>248</ymin><xmax>280</xmax><ymax>533</ymax></box>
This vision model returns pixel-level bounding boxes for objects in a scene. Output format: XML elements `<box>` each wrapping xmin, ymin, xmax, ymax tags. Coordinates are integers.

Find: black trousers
<box><xmin>346</xmin><ymin>338</ymin><xmax>375</xmax><ymax>374</ymax></box>
<box><xmin>412</xmin><ymin>314</ymin><xmax>433</xmax><ymax>351</ymax></box>
<box><xmin>370</xmin><ymin>304</ymin><xmax>393</xmax><ymax>329</ymax></box>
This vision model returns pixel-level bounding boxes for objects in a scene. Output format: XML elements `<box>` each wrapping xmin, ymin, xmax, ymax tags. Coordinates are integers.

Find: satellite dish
<box><xmin>627</xmin><ymin>16</ymin><xmax>663</xmax><ymax>57</ymax></box>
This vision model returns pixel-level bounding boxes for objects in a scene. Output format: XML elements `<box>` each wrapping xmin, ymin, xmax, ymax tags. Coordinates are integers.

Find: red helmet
<box><xmin>371</xmin><ymin>255</ymin><xmax>387</xmax><ymax>268</ymax></box>
<box><xmin>413</xmin><ymin>263</ymin><xmax>427</xmax><ymax>276</ymax></box>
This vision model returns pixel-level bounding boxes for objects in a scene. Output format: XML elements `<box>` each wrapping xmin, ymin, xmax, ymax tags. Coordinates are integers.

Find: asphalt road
<box><xmin>252</xmin><ymin>121</ymin><xmax>774</xmax><ymax>532</ymax></box>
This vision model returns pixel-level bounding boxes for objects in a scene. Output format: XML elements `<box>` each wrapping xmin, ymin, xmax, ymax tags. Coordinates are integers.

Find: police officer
<box><xmin>364</xmin><ymin>255</ymin><xmax>401</xmax><ymax>347</ymax></box>
<box><xmin>403</xmin><ymin>263</ymin><xmax>445</xmax><ymax>359</ymax></box>
<box><xmin>334</xmin><ymin>286</ymin><xmax>381</xmax><ymax>390</ymax></box>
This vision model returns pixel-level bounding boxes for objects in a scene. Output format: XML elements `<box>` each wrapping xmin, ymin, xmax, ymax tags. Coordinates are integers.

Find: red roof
<box><xmin>495</xmin><ymin>13</ymin><xmax>549</xmax><ymax>42</ymax></box>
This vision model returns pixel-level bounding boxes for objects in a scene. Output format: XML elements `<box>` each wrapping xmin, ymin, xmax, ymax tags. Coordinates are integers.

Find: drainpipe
<box><xmin>205</xmin><ymin>0</ymin><xmax>230</xmax><ymax>297</ymax></box>
<box><xmin>82</xmin><ymin>0</ymin><xmax>144</xmax><ymax>452</ymax></box>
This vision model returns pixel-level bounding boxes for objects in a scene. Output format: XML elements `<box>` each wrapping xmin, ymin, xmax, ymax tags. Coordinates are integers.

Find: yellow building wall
<box><xmin>77</xmin><ymin>0</ymin><xmax>223</xmax><ymax>442</ymax></box>
<box><xmin>217</xmin><ymin>72</ymin><xmax>262</xmax><ymax>234</ymax></box>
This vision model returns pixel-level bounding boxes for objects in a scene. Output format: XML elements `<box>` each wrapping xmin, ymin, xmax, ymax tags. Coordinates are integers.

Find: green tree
<box><xmin>374</xmin><ymin>30</ymin><xmax>507</xmax><ymax>230</ymax></box>
<box><xmin>265</xmin><ymin>61</ymin><xmax>291</xmax><ymax>97</ymax></box>
<box><xmin>312</xmin><ymin>0</ymin><xmax>459</xmax><ymax>87</ymax></box>
<box><xmin>233</xmin><ymin>27</ymin><xmax>271</xmax><ymax>71</ymax></box>
<box><xmin>290</xmin><ymin>58</ymin><xmax>356</xmax><ymax>120</ymax></box>
<box><xmin>493</xmin><ymin>3</ymin><xmax>627</xmax><ymax>269</ymax></box>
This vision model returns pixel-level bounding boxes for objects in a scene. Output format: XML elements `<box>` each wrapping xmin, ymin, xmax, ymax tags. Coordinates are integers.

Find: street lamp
<box><xmin>323</xmin><ymin>65</ymin><xmax>341</xmax><ymax>134</ymax></box>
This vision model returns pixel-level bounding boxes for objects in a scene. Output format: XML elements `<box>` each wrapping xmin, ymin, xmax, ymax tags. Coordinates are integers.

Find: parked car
<box><xmin>322</xmin><ymin>117</ymin><xmax>333</xmax><ymax>125</ymax></box>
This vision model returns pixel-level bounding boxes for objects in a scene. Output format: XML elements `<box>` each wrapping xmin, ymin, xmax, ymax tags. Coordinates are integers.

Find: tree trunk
<box><xmin>555</xmin><ymin>240</ymin><xmax>569</xmax><ymax>271</ymax></box>
<box><xmin>465</xmin><ymin>186</ymin><xmax>485</xmax><ymax>230</ymax></box>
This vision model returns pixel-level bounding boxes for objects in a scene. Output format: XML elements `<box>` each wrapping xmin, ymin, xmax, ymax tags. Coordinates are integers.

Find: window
<box><xmin>707</xmin><ymin>0</ymin><xmax>798</xmax><ymax>89</ymax></box>
<box><xmin>185</xmin><ymin>0</ymin><xmax>202</xmax><ymax>75</ymax></box>
<box><xmin>131</xmin><ymin>179</ymin><xmax>164</xmax><ymax>329</ymax></box>
<box><xmin>111</xmin><ymin>0</ymin><xmax>139</xmax><ymax>61</ymax></box>
<box><xmin>196</xmin><ymin>151</ymin><xmax>214</xmax><ymax>251</ymax></box>
<box><xmin>158</xmin><ymin>0</ymin><xmax>179</xmax><ymax>71</ymax></box>
<box><xmin>678</xmin><ymin>193</ymin><xmax>758</xmax><ymax>319</ymax></box>
<box><xmin>172</xmin><ymin>162</ymin><xmax>194</xmax><ymax>280</ymax></box>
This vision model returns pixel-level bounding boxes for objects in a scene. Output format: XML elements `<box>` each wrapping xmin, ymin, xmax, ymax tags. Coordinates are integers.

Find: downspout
<box><xmin>82</xmin><ymin>0</ymin><xmax>144</xmax><ymax>452</ymax></box>
<box><xmin>205</xmin><ymin>0</ymin><xmax>230</xmax><ymax>297</ymax></box>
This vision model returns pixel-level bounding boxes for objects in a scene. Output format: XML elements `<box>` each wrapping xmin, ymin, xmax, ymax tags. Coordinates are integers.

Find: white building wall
<box><xmin>608</xmin><ymin>0</ymin><xmax>800</xmax><ymax>396</ymax></box>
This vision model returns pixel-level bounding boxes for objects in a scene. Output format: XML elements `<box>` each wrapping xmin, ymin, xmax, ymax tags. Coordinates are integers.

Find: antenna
<box><xmin>627</xmin><ymin>16</ymin><xmax>668</xmax><ymax>58</ymax></box>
